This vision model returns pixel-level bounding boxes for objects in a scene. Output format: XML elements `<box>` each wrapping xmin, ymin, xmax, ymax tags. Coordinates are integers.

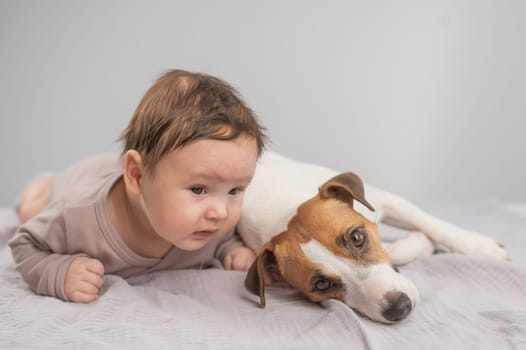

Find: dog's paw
<box><xmin>384</xmin><ymin>232</ymin><xmax>435</xmax><ymax>266</ymax></box>
<box><xmin>451</xmin><ymin>231</ymin><xmax>509</xmax><ymax>260</ymax></box>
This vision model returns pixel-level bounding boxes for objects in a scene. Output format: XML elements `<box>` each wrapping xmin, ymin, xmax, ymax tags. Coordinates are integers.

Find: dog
<box><xmin>237</xmin><ymin>151</ymin><xmax>508</xmax><ymax>324</ymax></box>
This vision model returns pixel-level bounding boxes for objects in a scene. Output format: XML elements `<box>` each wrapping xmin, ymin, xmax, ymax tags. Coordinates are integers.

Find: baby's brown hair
<box><xmin>120</xmin><ymin>69</ymin><xmax>266</xmax><ymax>172</ymax></box>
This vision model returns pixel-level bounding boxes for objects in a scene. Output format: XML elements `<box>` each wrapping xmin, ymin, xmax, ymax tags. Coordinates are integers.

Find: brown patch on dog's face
<box><xmin>278</xmin><ymin>197</ymin><xmax>391</xmax><ymax>303</ymax></box>
<box><xmin>267</xmin><ymin>231</ymin><xmax>347</xmax><ymax>304</ymax></box>
<box><xmin>289</xmin><ymin>197</ymin><xmax>391</xmax><ymax>267</ymax></box>
<box><xmin>245</xmin><ymin>195</ymin><xmax>391</xmax><ymax>306</ymax></box>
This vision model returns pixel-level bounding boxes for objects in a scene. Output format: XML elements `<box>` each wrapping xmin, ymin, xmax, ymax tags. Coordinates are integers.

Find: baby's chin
<box><xmin>172</xmin><ymin>239</ymin><xmax>209</xmax><ymax>251</ymax></box>
<box><xmin>172</xmin><ymin>233</ymin><xmax>221</xmax><ymax>251</ymax></box>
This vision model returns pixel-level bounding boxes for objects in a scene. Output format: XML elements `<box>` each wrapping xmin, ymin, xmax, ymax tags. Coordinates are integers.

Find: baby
<box><xmin>9</xmin><ymin>69</ymin><xmax>267</xmax><ymax>303</ymax></box>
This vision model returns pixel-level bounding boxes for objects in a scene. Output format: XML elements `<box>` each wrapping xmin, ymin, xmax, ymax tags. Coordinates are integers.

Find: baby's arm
<box><xmin>8</xmin><ymin>200</ymin><xmax>102</xmax><ymax>302</ymax></box>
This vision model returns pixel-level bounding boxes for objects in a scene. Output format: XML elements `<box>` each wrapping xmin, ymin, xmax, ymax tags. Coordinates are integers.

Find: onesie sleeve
<box><xmin>8</xmin><ymin>200</ymin><xmax>87</xmax><ymax>301</ymax></box>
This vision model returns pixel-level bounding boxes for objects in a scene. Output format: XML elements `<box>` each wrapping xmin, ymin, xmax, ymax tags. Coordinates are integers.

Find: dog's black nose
<box><xmin>382</xmin><ymin>292</ymin><xmax>412</xmax><ymax>322</ymax></box>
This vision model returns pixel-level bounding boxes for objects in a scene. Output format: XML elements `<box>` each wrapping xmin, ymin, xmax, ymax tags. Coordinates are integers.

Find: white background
<box><xmin>1</xmin><ymin>0</ymin><xmax>525</xmax><ymax>206</ymax></box>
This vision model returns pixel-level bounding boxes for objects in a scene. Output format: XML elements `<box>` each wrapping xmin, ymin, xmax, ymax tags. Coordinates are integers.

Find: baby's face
<box><xmin>139</xmin><ymin>135</ymin><xmax>258</xmax><ymax>251</ymax></box>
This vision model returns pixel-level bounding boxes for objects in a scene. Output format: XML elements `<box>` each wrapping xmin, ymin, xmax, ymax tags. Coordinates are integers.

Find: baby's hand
<box><xmin>223</xmin><ymin>246</ymin><xmax>256</xmax><ymax>271</ymax></box>
<box><xmin>65</xmin><ymin>256</ymin><xmax>104</xmax><ymax>303</ymax></box>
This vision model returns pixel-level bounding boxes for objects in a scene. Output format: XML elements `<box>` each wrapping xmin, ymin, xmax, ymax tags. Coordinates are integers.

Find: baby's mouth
<box><xmin>192</xmin><ymin>229</ymin><xmax>218</xmax><ymax>238</ymax></box>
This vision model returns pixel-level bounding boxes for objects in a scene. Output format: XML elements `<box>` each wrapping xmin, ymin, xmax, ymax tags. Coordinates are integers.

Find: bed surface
<box><xmin>1</xmin><ymin>200</ymin><xmax>525</xmax><ymax>349</ymax></box>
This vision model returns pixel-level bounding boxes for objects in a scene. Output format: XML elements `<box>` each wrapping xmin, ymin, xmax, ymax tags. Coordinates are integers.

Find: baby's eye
<box><xmin>228</xmin><ymin>187</ymin><xmax>243</xmax><ymax>195</ymax></box>
<box><xmin>191</xmin><ymin>186</ymin><xmax>205</xmax><ymax>195</ymax></box>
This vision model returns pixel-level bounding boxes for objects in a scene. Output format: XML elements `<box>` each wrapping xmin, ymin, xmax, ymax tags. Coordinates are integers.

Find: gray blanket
<box><xmin>1</xmin><ymin>201</ymin><xmax>525</xmax><ymax>349</ymax></box>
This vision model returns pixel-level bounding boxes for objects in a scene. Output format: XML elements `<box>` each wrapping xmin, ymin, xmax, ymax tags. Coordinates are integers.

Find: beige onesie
<box><xmin>8</xmin><ymin>153</ymin><xmax>241</xmax><ymax>300</ymax></box>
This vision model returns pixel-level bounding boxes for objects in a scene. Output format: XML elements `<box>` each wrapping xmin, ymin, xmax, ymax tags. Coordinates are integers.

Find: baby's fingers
<box><xmin>83</xmin><ymin>271</ymin><xmax>104</xmax><ymax>289</ymax></box>
<box><xmin>65</xmin><ymin>277</ymin><xmax>101</xmax><ymax>303</ymax></box>
<box><xmin>85</xmin><ymin>259</ymin><xmax>104</xmax><ymax>276</ymax></box>
<box><xmin>223</xmin><ymin>255</ymin><xmax>233</xmax><ymax>270</ymax></box>
<box><xmin>78</xmin><ymin>279</ymin><xmax>101</xmax><ymax>295</ymax></box>
<box><xmin>231</xmin><ymin>256</ymin><xmax>251</xmax><ymax>272</ymax></box>
<box><xmin>68</xmin><ymin>289</ymin><xmax>99</xmax><ymax>303</ymax></box>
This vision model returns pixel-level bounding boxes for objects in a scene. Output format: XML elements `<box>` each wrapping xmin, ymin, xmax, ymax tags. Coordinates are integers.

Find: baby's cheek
<box><xmin>228</xmin><ymin>206</ymin><xmax>243</xmax><ymax>225</ymax></box>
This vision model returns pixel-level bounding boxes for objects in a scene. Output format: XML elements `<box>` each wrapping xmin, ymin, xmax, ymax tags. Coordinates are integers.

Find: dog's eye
<box><xmin>336</xmin><ymin>227</ymin><xmax>369</xmax><ymax>252</ymax></box>
<box><xmin>311</xmin><ymin>272</ymin><xmax>342</xmax><ymax>294</ymax></box>
<box><xmin>349</xmin><ymin>228</ymin><xmax>367</xmax><ymax>249</ymax></box>
<box><xmin>314</xmin><ymin>277</ymin><xmax>335</xmax><ymax>292</ymax></box>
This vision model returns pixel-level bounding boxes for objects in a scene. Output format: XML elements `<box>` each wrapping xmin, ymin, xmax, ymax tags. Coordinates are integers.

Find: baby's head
<box><xmin>120</xmin><ymin>69</ymin><xmax>266</xmax><ymax>172</ymax></box>
<box><xmin>119</xmin><ymin>69</ymin><xmax>267</xmax><ymax>251</ymax></box>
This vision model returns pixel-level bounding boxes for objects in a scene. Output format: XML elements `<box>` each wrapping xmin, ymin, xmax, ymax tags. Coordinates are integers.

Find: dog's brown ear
<box><xmin>245</xmin><ymin>243</ymin><xmax>283</xmax><ymax>307</ymax></box>
<box><xmin>319</xmin><ymin>172</ymin><xmax>375</xmax><ymax>212</ymax></box>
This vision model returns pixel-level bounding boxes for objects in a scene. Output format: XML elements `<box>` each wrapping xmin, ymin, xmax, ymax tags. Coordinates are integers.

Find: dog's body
<box><xmin>238</xmin><ymin>151</ymin><xmax>508</xmax><ymax>323</ymax></box>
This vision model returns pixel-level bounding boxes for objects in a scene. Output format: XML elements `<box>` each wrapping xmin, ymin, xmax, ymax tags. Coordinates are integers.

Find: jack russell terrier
<box><xmin>238</xmin><ymin>151</ymin><xmax>508</xmax><ymax>324</ymax></box>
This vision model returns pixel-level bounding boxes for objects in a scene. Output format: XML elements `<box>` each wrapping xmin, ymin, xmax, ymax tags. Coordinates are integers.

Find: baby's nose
<box><xmin>205</xmin><ymin>199</ymin><xmax>228</xmax><ymax>220</ymax></box>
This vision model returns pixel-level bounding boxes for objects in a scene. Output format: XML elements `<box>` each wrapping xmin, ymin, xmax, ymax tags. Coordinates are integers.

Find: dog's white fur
<box><xmin>238</xmin><ymin>151</ymin><xmax>508</xmax><ymax>265</ymax></box>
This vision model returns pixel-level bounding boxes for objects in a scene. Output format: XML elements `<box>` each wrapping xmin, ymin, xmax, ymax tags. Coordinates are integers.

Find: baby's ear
<box><xmin>123</xmin><ymin>150</ymin><xmax>144</xmax><ymax>195</ymax></box>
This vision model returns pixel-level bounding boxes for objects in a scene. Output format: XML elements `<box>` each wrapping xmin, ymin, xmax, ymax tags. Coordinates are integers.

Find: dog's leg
<box><xmin>382</xmin><ymin>231</ymin><xmax>435</xmax><ymax>266</ymax></box>
<box><xmin>369</xmin><ymin>188</ymin><xmax>508</xmax><ymax>260</ymax></box>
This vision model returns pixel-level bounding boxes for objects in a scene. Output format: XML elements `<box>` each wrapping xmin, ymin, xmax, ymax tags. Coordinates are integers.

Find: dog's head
<box><xmin>245</xmin><ymin>172</ymin><xmax>418</xmax><ymax>323</ymax></box>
